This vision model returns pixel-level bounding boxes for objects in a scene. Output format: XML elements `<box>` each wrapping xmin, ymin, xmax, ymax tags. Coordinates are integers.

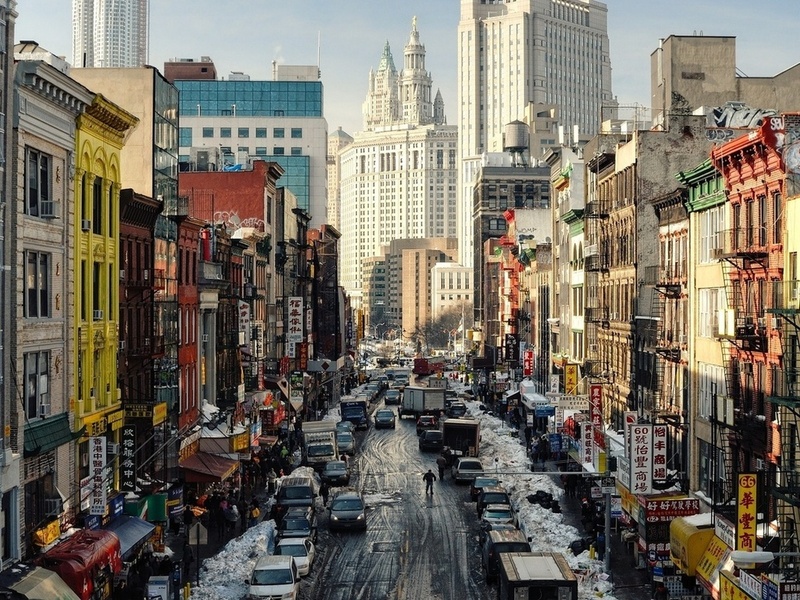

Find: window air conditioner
<box><xmin>38</xmin><ymin>403</ymin><xmax>50</xmax><ymax>418</ymax></box>
<box><xmin>119</xmin><ymin>340</ymin><xmax>125</xmax><ymax>351</ymax></box>
<box><xmin>81</xmin><ymin>219</ymin><xmax>91</xmax><ymax>231</ymax></box>
<box><xmin>771</xmin><ymin>318</ymin><xmax>779</xmax><ymax>329</ymax></box>
<box><xmin>202</xmin><ymin>334</ymin><xmax>209</xmax><ymax>343</ymax></box>
<box><xmin>119</xmin><ymin>269</ymin><xmax>126</xmax><ymax>281</ymax></box>
<box><xmin>93</xmin><ymin>309</ymin><xmax>103</xmax><ymax>320</ymax></box>
<box><xmin>755</xmin><ymin>458</ymin><xmax>765</xmax><ymax>471</ymax></box>
<box><xmin>107</xmin><ymin>442</ymin><xmax>120</xmax><ymax>455</ymax></box>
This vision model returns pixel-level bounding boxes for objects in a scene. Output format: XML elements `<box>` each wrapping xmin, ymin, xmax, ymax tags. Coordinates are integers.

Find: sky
<box><xmin>15</xmin><ymin>1</ymin><xmax>800</xmax><ymax>137</ymax></box>
<box><xmin>186</xmin><ymin>377</ymin><xmax>613</xmax><ymax>600</ymax></box>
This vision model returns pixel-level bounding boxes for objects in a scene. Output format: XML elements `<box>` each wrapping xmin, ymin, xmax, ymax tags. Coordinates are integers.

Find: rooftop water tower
<box><xmin>504</xmin><ymin>120</ymin><xmax>529</xmax><ymax>167</ymax></box>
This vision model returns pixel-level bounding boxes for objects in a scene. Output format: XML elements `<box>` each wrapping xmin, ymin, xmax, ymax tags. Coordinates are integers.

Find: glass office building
<box><xmin>176</xmin><ymin>79</ymin><xmax>328</xmax><ymax>224</ymax></box>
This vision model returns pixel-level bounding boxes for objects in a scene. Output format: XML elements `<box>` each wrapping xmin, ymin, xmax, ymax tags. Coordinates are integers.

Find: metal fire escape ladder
<box><xmin>767</xmin><ymin>294</ymin><xmax>800</xmax><ymax>580</ymax></box>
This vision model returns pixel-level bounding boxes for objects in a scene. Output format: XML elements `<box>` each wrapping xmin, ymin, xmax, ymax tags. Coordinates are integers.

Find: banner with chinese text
<box><xmin>737</xmin><ymin>473</ymin><xmax>758</xmax><ymax>551</ymax></box>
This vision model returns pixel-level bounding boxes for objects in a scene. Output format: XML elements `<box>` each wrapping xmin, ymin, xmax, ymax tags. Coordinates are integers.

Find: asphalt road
<box><xmin>300</xmin><ymin>399</ymin><xmax>492</xmax><ymax>599</ymax></box>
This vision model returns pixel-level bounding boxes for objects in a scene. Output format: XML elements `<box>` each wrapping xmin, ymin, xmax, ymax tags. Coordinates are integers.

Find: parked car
<box><xmin>277</xmin><ymin>506</ymin><xmax>318</xmax><ymax>542</ymax></box>
<box><xmin>481</xmin><ymin>529</ymin><xmax>531</xmax><ymax>581</ymax></box>
<box><xmin>476</xmin><ymin>486</ymin><xmax>512</xmax><ymax>517</ymax></box>
<box><xmin>470</xmin><ymin>476</ymin><xmax>501</xmax><ymax>501</ymax></box>
<box><xmin>416</xmin><ymin>415</ymin><xmax>438</xmax><ymax>435</ymax></box>
<box><xmin>451</xmin><ymin>457</ymin><xmax>485</xmax><ymax>483</ymax></box>
<box><xmin>384</xmin><ymin>389</ymin><xmax>401</xmax><ymax>405</ymax></box>
<box><xmin>320</xmin><ymin>460</ymin><xmax>351</xmax><ymax>486</ymax></box>
<box><xmin>479</xmin><ymin>504</ymin><xmax>517</xmax><ymax>529</ymax></box>
<box><xmin>478</xmin><ymin>521</ymin><xmax>518</xmax><ymax>546</ymax></box>
<box><xmin>329</xmin><ymin>489</ymin><xmax>368</xmax><ymax>532</ymax></box>
<box><xmin>245</xmin><ymin>555</ymin><xmax>299</xmax><ymax>600</ymax></box>
<box><xmin>418</xmin><ymin>430</ymin><xmax>444</xmax><ymax>452</ymax></box>
<box><xmin>374</xmin><ymin>408</ymin><xmax>397</xmax><ymax>429</ymax></box>
<box><xmin>447</xmin><ymin>402</ymin><xmax>468</xmax><ymax>418</ymax></box>
<box><xmin>275</xmin><ymin>537</ymin><xmax>316</xmax><ymax>577</ymax></box>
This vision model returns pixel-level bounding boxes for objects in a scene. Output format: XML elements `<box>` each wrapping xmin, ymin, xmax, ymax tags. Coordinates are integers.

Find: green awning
<box><xmin>23</xmin><ymin>414</ymin><xmax>84</xmax><ymax>458</ymax></box>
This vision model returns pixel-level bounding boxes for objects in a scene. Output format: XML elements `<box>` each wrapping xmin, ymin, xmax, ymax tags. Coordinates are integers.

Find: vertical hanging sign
<box><xmin>589</xmin><ymin>385</ymin><xmax>605</xmax><ymax>449</ymax></box>
<box><xmin>89</xmin><ymin>436</ymin><xmax>107</xmax><ymax>515</ymax></box>
<box><xmin>119</xmin><ymin>426</ymin><xmax>137</xmax><ymax>493</ymax></box>
<box><xmin>287</xmin><ymin>297</ymin><xmax>304</xmax><ymax>342</ymax></box>
<box><xmin>736</xmin><ymin>473</ymin><xmax>758</xmax><ymax>551</ymax></box>
<box><xmin>565</xmin><ymin>364</ymin><xmax>578</xmax><ymax>395</ymax></box>
<box><xmin>629</xmin><ymin>424</ymin><xmax>653</xmax><ymax>494</ymax></box>
<box><xmin>652</xmin><ymin>425</ymin><xmax>668</xmax><ymax>481</ymax></box>
<box><xmin>523</xmin><ymin>350</ymin><xmax>534</xmax><ymax>376</ymax></box>
<box><xmin>582</xmin><ymin>424</ymin><xmax>593</xmax><ymax>465</ymax></box>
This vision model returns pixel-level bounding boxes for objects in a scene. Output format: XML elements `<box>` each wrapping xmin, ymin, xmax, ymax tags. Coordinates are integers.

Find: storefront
<box><xmin>179</xmin><ymin>451</ymin><xmax>239</xmax><ymax>486</ymax></box>
<box><xmin>669</xmin><ymin>512</ymin><xmax>735</xmax><ymax>600</ymax></box>
<box><xmin>104</xmin><ymin>515</ymin><xmax>156</xmax><ymax>562</ymax></box>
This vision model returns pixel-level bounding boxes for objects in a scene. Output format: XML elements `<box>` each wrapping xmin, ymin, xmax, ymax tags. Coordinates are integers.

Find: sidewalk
<box><xmin>541</xmin><ymin>458</ymin><xmax>651</xmax><ymax>600</ymax></box>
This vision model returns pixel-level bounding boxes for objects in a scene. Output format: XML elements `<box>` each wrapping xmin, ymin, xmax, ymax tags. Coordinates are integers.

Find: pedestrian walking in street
<box><xmin>436</xmin><ymin>455</ymin><xmax>446</xmax><ymax>480</ymax></box>
<box><xmin>320</xmin><ymin>481</ymin><xmax>330</xmax><ymax>506</ymax></box>
<box><xmin>423</xmin><ymin>469</ymin><xmax>437</xmax><ymax>494</ymax></box>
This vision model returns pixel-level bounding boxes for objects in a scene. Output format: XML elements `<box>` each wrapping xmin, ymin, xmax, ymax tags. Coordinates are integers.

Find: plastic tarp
<box><xmin>0</xmin><ymin>563</ymin><xmax>80</xmax><ymax>600</ymax></box>
<box><xmin>37</xmin><ymin>529</ymin><xmax>122</xmax><ymax>600</ymax></box>
<box><xmin>104</xmin><ymin>515</ymin><xmax>155</xmax><ymax>561</ymax></box>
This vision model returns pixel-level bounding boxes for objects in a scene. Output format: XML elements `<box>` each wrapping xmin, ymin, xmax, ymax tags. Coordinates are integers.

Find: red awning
<box><xmin>179</xmin><ymin>452</ymin><xmax>239</xmax><ymax>483</ymax></box>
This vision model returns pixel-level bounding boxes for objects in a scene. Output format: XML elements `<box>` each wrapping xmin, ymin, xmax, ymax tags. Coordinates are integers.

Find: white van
<box><xmin>245</xmin><ymin>555</ymin><xmax>299</xmax><ymax>599</ymax></box>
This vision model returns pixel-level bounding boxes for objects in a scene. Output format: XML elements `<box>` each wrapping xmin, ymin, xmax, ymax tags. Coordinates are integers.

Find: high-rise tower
<box><xmin>72</xmin><ymin>0</ymin><xmax>149</xmax><ymax>68</ymax></box>
<box><xmin>457</xmin><ymin>0</ymin><xmax>613</xmax><ymax>268</ymax></box>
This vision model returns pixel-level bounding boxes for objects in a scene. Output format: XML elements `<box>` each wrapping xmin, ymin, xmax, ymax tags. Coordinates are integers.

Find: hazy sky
<box><xmin>15</xmin><ymin>1</ymin><xmax>800</xmax><ymax>136</ymax></box>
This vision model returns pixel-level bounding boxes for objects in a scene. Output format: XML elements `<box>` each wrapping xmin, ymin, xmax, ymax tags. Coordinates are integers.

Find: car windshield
<box><xmin>252</xmin><ymin>568</ymin><xmax>293</xmax><ymax>585</ymax></box>
<box><xmin>277</xmin><ymin>544</ymin><xmax>307</xmax><ymax>558</ymax></box>
<box><xmin>307</xmin><ymin>445</ymin><xmax>335</xmax><ymax>457</ymax></box>
<box><xmin>377</xmin><ymin>411</ymin><xmax>393</xmax><ymax>418</ymax></box>
<box><xmin>326</xmin><ymin>462</ymin><xmax>346</xmax><ymax>472</ymax></box>
<box><xmin>424</xmin><ymin>431</ymin><xmax>442</xmax><ymax>439</ymax></box>
<box><xmin>281</xmin><ymin>518</ymin><xmax>310</xmax><ymax>531</ymax></box>
<box><xmin>280</xmin><ymin>488</ymin><xmax>312</xmax><ymax>500</ymax></box>
<box><xmin>460</xmin><ymin>461</ymin><xmax>482</xmax><ymax>470</ymax></box>
<box><xmin>474</xmin><ymin>478</ymin><xmax>499</xmax><ymax>487</ymax></box>
<box><xmin>331</xmin><ymin>499</ymin><xmax>364</xmax><ymax>511</ymax></box>
<box><xmin>483</xmin><ymin>493</ymin><xmax>509</xmax><ymax>503</ymax></box>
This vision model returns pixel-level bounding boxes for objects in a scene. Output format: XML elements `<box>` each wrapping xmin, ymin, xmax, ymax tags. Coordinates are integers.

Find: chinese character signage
<box><xmin>652</xmin><ymin>425</ymin><xmax>668</xmax><ymax>480</ymax></box>
<box><xmin>582</xmin><ymin>424</ymin><xmax>593</xmax><ymax>465</ymax></box>
<box><xmin>550</xmin><ymin>375</ymin><xmax>560</xmax><ymax>394</ymax></box>
<box><xmin>287</xmin><ymin>297</ymin><xmax>304</xmax><ymax>342</ymax></box>
<box><xmin>737</xmin><ymin>473</ymin><xmax>758</xmax><ymax>551</ymax></box>
<box><xmin>628</xmin><ymin>424</ymin><xmax>653</xmax><ymax>494</ymax></box>
<box><xmin>523</xmin><ymin>350</ymin><xmax>534</xmax><ymax>376</ymax></box>
<box><xmin>89</xmin><ymin>436</ymin><xmax>107</xmax><ymax>516</ymax></box>
<box><xmin>504</xmin><ymin>334</ymin><xmax>519</xmax><ymax>362</ymax></box>
<box><xmin>120</xmin><ymin>426</ymin><xmax>137</xmax><ymax>493</ymax></box>
<box><xmin>565</xmin><ymin>364</ymin><xmax>578</xmax><ymax>395</ymax></box>
<box><xmin>590</xmin><ymin>385</ymin><xmax>605</xmax><ymax>449</ymax></box>
<box><xmin>238</xmin><ymin>300</ymin><xmax>251</xmax><ymax>349</ymax></box>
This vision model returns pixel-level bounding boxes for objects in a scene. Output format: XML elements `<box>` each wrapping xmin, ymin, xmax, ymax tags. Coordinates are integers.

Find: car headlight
<box><xmin>356</xmin><ymin>513</ymin><xmax>365</xmax><ymax>521</ymax></box>
<box><xmin>330</xmin><ymin>514</ymin><xmax>339</xmax><ymax>521</ymax></box>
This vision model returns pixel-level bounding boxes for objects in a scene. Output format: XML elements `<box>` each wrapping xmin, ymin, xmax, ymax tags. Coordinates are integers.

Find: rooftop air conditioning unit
<box><xmin>81</xmin><ymin>219</ymin><xmax>91</xmax><ymax>231</ymax></box>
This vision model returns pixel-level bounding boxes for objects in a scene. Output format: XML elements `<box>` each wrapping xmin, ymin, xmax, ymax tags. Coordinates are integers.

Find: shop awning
<box><xmin>696</xmin><ymin>535</ymin><xmax>733</xmax><ymax>597</ymax></box>
<box><xmin>258</xmin><ymin>435</ymin><xmax>278</xmax><ymax>447</ymax></box>
<box><xmin>179</xmin><ymin>451</ymin><xmax>239</xmax><ymax>483</ymax></box>
<box><xmin>0</xmin><ymin>563</ymin><xmax>81</xmax><ymax>600</ymax></box>
<box><xmin>24</xmin><ymin>414</ymin><xmax>84</xmax><ymax>458</ymax></box>
<box><xmin>104</xmin><ymin>515</ymin><xmax>155</xmax><ymax>561</ymax></box>
<box><xmin>670</xmin><ymin>514</ymin><xmax>715</xmax><ymax>576</ymax></box>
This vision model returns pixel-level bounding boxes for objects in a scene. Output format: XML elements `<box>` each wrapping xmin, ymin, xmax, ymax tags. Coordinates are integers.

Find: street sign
<box><xmin>550</xmin><ymin>395</ymin><xmax>589</xmax><ymax>410</ymax></box>
<box><xmin>192</xmin><ymin>522</ymin><xmax>208</xmax><ymax>545</ymax></box>
<box><xmin>601</xmin><ymin>476</ymin><xmax>616</xmax><ymax>495</ymax></box>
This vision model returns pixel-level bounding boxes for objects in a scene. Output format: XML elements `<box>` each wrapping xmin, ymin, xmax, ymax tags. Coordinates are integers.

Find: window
<box><xmin>291</xmin><ymin>147</ymin><xmax>302</xmax><ymax>156</ymax></box>
<box><xmin>273</xmin><ymin>147</ymin><xmax>285</xmax><ymax>155</ymax></box>
<box><xmin>273</xmin><ymin>128</ymin><xmax>285</xmax><ymax>138</ymax></box>
<box><xmin>25</xmin><ymin>350</ymin><xmax>50</xmax><ymax>419</ymax></box>
<box><xmin>255</xmin><ymin>147</ymin><xmax>268</xmax><ymax>156</ymax></box>
<box><xmin>256</xmin><ymin>128</ymin><xmax>267</xmax><ymax>138</ymax></box>
<box><xmin>238</xmin><ymin>127</ymin><xmax>249</xmax><ymax>138</ymax></box>
<box><xmin>774</xmin><ymin>191</ymin><xmax>782</xmax><ymax>244</ymax></box>
<box><xmin>179</xmin><ymin>127</ymin><xmax>192</xmax><ymax>147</ymax></box>
<box><xmin>92</xmin><ymin>177</ymin><xmax>103</xmax><ymax>235</ymax></box>
<box><xmin>220</xmin><ymin>128</ymin><xmax>231</xmax><ymax>138</ymax></box>
<box><xmin>202</xmin><ymin>127</ymin><xmax>214</xmax><ymax>138</ymax></box>
<box><xmin>698</xmin><ymin>362</ymin><xmax>726</xmax><ymax>419</ymax></box>
<box><xmin>26</xmin><ymin>149</ymin><xmax>52</xmax><ymax>217</ymax></box>
<box><xmin>291</xmin><ymin>128</ymin><xmax>302</xmax><ymax>138</ymax></box>
<box><xmin>25</xmin><ymin>251</ymin><xmax>50</xmax><ymax>318</ymax></box>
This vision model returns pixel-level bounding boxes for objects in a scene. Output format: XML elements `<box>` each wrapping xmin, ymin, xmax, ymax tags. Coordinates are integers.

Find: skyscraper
<box><xmin>338</xmin><ymin>18</ymin><xmax>457</xmax><ymax>308</ymax></box>
<box><xmin>457</xmin><ymin>0</ymin><xmax>613</xmax><ymax>269</ymax></box>
<box><xmin>72</xmin><ymin>0</ymin><xmax>149</xmax><ymax>68</ymax></box>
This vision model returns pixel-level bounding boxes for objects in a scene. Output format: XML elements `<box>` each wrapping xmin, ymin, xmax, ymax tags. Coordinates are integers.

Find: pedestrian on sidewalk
<box><xmin>248</xmin><ymin>499</ymin><xmax>262</xmax><ymax>528</ymax></box>
<box><xmin>267</xmin><ymin>467</ymin><xmax>278</xmax><ymax>495</ymax></box>
<box><xmin>653</xmin><ymin>582</ymin><xmax>669</xmax><ymax>600</ymax></box>
<box><xmin>423</xmin><ymin>469</ymin><xmax>437</xmax><ymax>494</ymax></box>
<box><xmin>181</xmin><ymin>540</ymin><xmax>194</xmax><ymax>581</ymax></box>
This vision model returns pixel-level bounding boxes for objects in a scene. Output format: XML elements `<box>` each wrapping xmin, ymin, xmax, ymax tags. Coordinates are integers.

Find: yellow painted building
<box><xmin>72</xmin><ymin>95</ymin><xmax>138</xmax><ymax>503</ymax></box>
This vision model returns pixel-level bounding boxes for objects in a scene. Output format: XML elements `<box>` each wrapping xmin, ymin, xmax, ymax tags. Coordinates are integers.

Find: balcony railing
<box><xmin>721</xmin><ymin>227</ymin><xmax>768</xmax><ymax>257</ymax></box>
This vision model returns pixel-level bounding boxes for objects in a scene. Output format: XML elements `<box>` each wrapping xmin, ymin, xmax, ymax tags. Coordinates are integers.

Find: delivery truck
<box><xmin>399</xmin><ymin>386</ymin><xmax>445</xmax><ymax>420</ymax></box>
<box><xmin>301</xmin><ymin>421</ymin><xmax>339</xmax><ymax>470</ymax></box>
<box><xmin>497</xmin><ymin>552</ymin><xmax>578</xmax><ymax>600</ymax></box>
<box><xmin>340</xmin><ymin>396</ymin><xmax>369</xmax><ymax>430</ymax></box>
<box><xmin>441</xmin><ymin>417</ymin><xmax>481</xmax><ymax>457</ymax></box>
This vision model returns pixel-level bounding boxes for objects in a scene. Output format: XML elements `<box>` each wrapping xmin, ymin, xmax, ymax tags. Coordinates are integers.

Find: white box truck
<box><xmin>399</xmin><ymin>386</ymin><xmax>445</xmax><ymax>420</ymax></box>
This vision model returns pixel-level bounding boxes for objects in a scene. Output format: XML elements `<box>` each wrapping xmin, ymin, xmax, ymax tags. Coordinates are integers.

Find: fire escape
<box><xmin>767</xmin><ymin>278</ymin><xmax>800</xmax><ymax>578</ymax></box>
<box><xmin>714</xmin><ymin>224</ymin><xmax>771</xmax><ymax>521</ymax></box>
<box><xmin>583</xmin><ymin>168</ymin><xmax>610</xmax><ymax>383</ymax></box>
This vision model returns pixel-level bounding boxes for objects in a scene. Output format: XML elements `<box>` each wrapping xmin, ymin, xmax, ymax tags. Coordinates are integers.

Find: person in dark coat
<box><xmin>436</xmin><ymin>455</ymin><xmax>447</xmax><ymax>480</ymax></box>
<box><xmin>320</xmin><ymin>481</ymin><xmax>330</xmax><ymax>506</ymax></box>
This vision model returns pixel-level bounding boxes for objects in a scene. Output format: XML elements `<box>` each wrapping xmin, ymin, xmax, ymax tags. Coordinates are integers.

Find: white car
<box><xmin>275</xmin><ymin>537</ymin><xmax>316</xmax><ymax>577</ymax></box>
<box><xmin>246</xmin><ymin>555</ymin><xmax>299</xmax><ymax>599</ymax></box>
